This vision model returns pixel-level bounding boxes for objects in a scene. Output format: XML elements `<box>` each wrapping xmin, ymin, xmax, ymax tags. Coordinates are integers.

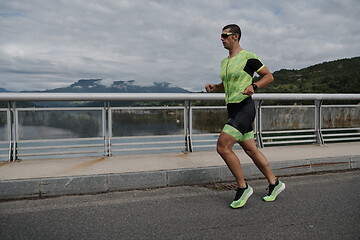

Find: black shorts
<box><xmin>226</xmin><ymin>97</ymin><xmax>256</xmax><ymax>135</ymax></box>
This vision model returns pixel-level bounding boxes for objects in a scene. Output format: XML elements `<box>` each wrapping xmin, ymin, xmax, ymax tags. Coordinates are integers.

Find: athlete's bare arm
<box><xmin>242</xmin><ymin>66</ymin><xmax>274</xmax><ymax>96</ymax></box>
<box><xmin>205</xmin><ymin>83</ymin><xmax>225</xmax><ymax>93</ymax></box>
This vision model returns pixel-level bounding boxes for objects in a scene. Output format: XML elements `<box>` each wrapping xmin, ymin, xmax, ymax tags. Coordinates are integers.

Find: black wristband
<box><xmin>251</xmin><ymin>83</ymin><xmax>258</xmax><ymax>91</ymax></box>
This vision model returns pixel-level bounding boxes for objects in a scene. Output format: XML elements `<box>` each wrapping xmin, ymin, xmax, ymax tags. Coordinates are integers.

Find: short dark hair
<box><xmin>222</xmin><ymin>24</ymin><xmax>241</xmax><ymax>41</ymax></box>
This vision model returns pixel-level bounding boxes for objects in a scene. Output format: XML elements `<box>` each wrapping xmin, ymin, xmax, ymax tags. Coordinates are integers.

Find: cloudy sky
<box><xmin>1</xmin><ymin>0</ymin><xmax>359</xmax><ymax>92</ymax></box>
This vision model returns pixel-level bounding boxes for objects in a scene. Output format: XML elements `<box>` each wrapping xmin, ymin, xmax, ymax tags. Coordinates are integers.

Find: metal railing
<box><xmin>0</xmin><ymin>93</ymin><xmax>359</xmax><ymax>161</ymax></box>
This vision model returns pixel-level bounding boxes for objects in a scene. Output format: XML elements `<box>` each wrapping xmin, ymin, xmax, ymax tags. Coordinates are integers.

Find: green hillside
<box><xmin>258</xmin><ymin>57</ymin><xmax>360</xmax><ymax>93</ymax></box>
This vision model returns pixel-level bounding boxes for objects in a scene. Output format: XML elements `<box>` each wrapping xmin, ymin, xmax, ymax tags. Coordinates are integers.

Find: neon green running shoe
<box><xmin>263</xmin><ymin>179</ymin><xmax>285</xmax><ymax>202</ymax></box>
<box><xmin>230</xmin><ymin>184</ymin><xmax>253</xmax><ymax>209</ymax></box>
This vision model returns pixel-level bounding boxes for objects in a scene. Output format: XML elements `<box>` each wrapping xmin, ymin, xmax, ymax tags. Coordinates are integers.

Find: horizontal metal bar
<box><xmin>263</xmin><ymin>104</ymin><xmax>360</xmax><ymax>109</ymax></box>
<box><xmin>18</xmin><ymin>144</ymin><xmax>104</xmax><ymax>151</ymax></box>
<box><xmin>192</xmin><ymin>145</ymin><xmax>217</xmax><ymax>148</ymax></box>
<box><xmin>111</xmin><ymin>140</ymin><xmax>184</xmax><ymax>146</ymax></box>
<box><xmin>192</xmin><ymin>144</ymin><xmax>243</xmax><ymax>149</ymax></box>
<box><xmin>261</xmin><ymin>105</ymin><xmax>315</xmax><ymax>109</ymax></box>
<box><xmin>191</xmin><ymin>106</ymin><xmax>226</xmax><ymax>110</ymax></box>
<box><xmin>192</xmin><ymin>133</ymin><xmax>220</xmax><ymax>137</ymax></box>
<box><xmin>1</xmin><ymin>93</ymin><xmax>360</xmax><ymax>102</ymax></box>
<box><xmin>111</xmin><ymin>106</ymin><xmax>184</xmax><ymax>110</ymax></box>
<box><xmin>18</xmin><ymin>137</ymin><xmax>104</xmax><ymax>143</ymax></box>
<box><xmin>111</xmin><ymin>146</ymin><xmax>183</xmax><ymax>152</ymax></box>
<box><xmin>17</xmin><ymin>150</ymin><xmax>104</xmax><ymax>157</ymax></box>
<box><xmin>263</xmin><ymin>135</ymin><xmax>316</xmax><ymax>140</ymax></box>
<box><xmin>324</xmin><ymin>137</ymin><xmax>360</xmax><ymax>142</ymax></box>
<box><xmin>17</xmin><ymin>107</ymin><xmax>103</xmax><ymax>111</ymax></box>
<box><xmin>255</xmin><ymin>94</ymin><xmax>360</xmax><ymax>101</ymax></box>
<box><xmin>322</xmin><ymin>128</ymin><xmax>360</xmax><ymax>132</ymax></box>
<box><xmin>264</xmin><ymin>139</ymin><xmax>316</xmax><ymax>145</ymax></box>
<box><xmin>192</xmin><ymin>139</ymin><xmax>217</xmax><ymax>143</ymax></box>
<box><xmin>1</xmin><ymin>93</ymin><xmax>224</xmax><ymax>101</ymax></box>
<box><xmin>111</xmin><ymin>135</ymin><xmax>184</xmax><ymax>140</ymax></box>
<box><xmin>322</xmin><ymin>105</ymin><xmax>360</xmax><ymax>108</ymax></box>
<box><xmin>323</xmin><ymin>133</ymin><xmax>360</xmax><ymax>137</ymax></box>
<box><xmin>192</xmin><ymin>137</ymin><xmax>257</xmax><ymax>143</ymax></box>
<box><xmin>262</xmin><ymin>129</ymin><xmax>315</xmax><ymax>134</ymax></box>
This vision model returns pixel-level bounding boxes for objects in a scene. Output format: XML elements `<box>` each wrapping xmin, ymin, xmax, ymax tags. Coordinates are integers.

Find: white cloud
<box><xmin>0</xmin><ymin>0</ymin><xmax>359</xmax><ymax>92</ymax></box>
<box><xmin>99</xmin><ymin>77</ymin><xmax>115</xmax><ymax>88</ymax></box>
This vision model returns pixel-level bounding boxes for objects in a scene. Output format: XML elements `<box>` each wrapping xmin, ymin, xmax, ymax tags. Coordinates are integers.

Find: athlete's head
<box><xmin>222</xmin><ymin>24</ymin><xmax>241</xmax><ymax>42</ymax></box>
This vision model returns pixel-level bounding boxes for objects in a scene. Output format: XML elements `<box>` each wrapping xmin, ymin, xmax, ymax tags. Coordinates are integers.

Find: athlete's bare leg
<box><xmin>239</xmin><ymin>138</ymin><xmax>276</xmax><ymax>185</ymax></box>
<box><xmin>216</xmin><ymin>131</ymin><xmax>247</xmax><ymax>188</ymax></box>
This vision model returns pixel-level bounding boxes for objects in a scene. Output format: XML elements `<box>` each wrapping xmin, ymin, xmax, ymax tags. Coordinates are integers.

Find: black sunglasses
<box><xmin>221</xmin><ymin>32</ymin><xmax>237</xmax><ymax>38</ymax></box>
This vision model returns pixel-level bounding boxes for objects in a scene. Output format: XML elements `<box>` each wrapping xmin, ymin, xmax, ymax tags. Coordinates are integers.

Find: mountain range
<box><xmin>20</xmin><ymin>80</ymin><xmax>189</xmax><ymax>94</ymax></box>
<box><xmin>0</xmin><ymin>88</ymin><xmax>15</xmax><ymax>93</ymax></box>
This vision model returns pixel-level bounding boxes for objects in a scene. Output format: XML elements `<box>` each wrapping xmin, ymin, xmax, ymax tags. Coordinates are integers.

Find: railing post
<box><xmin>7</xmin><ymin>102</ymin><xmax>12</xmax><ymax>162</ymax></box>
<box><xmin>184</xmin><ymin>100</ymin><xmax>193</xmax><ymax>152</ymax></box>
<box><xmin>102</xmin><ymin>102</ymin><xmax>109</xmax><ymax>157</ymax></box>
<box><xmin>106</xmin><ymin>102</ymin><xmax>112</xmax><ymax>157</ymax></box>
<box><xmin>254</xmin><ymin>100</ymin><xmax>264</xmax><ymax>148</ymax></box>
<box><xmin>315</xmin><ymin>100</ymin><xmax>324</xmax><ymax>145</ymax></box>
<box><xmin>8</xmin><ymin>101</ymin><xmax>18</xmax><ymax>161</ymax></box>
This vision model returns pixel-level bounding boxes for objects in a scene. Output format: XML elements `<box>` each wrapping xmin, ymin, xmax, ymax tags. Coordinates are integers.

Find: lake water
<box><xmin>0</xmin><ymin>106</ymin><xmax>359</xmax><ymax>161</ymax></box>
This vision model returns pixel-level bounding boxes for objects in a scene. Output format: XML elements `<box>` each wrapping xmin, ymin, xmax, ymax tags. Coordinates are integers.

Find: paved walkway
<box><xmin>0</xmin><ymin>142</ymin><xmax>359</xmax><ymax>200</ymax></box>
<box><xmin>1</xmin><ymin>171</ymin><xmax>359</xmax><ymax>239</ymax></box>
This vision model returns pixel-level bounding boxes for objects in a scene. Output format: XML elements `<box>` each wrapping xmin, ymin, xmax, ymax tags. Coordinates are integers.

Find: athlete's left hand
<box><xmin>242</xmin><ymin>85</ymin><xmax>255</xmax><ymax>96</ymax></box>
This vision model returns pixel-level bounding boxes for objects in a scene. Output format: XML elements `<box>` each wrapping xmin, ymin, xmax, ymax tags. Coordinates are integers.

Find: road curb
<box><xmin>1</xmin><ymin>155</ymin><xmax>359</xmax><ymax>200</ymax></box>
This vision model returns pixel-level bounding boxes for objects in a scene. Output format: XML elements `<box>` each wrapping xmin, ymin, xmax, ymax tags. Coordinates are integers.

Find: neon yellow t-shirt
<box><xmin>220</xmin><ymin>50</ymin><xmax>264</xmax><ymax>104</ymax></box>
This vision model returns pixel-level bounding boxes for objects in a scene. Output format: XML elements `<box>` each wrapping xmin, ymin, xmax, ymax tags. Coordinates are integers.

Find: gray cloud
<box><xmin>0</xmin><ymin>0</ymin><xmax>359</xmax><ymax>92</ymax></box>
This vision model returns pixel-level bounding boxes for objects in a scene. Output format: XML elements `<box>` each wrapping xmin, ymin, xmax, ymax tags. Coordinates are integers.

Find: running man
<box><xmin>205</xmin><ymin>24</ymin><xmax>285</xmax><ymax>208</ymax></box>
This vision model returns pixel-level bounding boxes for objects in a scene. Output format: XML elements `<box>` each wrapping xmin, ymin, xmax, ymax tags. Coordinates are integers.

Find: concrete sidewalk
<box><xmin>0</xmin><ymin>142</ymin><xmax>359</xmax><ymax>200</ymax></box>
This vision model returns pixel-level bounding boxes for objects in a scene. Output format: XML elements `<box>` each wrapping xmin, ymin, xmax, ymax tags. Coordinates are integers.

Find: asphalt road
<box><xmin>1</xmin><ymin>170</ymin><xmax>359</xmax><ymax>240</ymax></box>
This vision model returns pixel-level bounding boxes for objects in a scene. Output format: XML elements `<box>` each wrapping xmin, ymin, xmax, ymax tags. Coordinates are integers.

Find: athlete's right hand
<box><xmin>205</xmin><ymin>84</ymin><xmax>216</xmax><ymax>93</ymax></box>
